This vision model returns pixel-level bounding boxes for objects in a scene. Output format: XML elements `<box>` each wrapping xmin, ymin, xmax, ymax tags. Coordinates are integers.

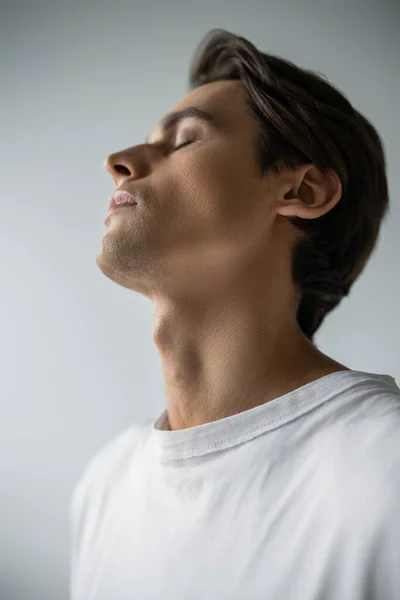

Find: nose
<box><xmin>103</xmin><ymin>146</ymin><xmax>147</xmax><ymax>187</ymax></box>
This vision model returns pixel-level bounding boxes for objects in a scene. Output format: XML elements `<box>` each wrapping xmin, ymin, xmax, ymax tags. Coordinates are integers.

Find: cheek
<box><xmin>175</xmin><ymin>146</ymin><xmax>258</xmax><ymax>222</ymax></box>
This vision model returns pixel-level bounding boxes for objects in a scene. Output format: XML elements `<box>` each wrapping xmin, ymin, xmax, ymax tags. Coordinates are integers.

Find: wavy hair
<box><xmin>188</xmin><ymin>29</ymin><xmax>389</xmax><ymax>341</ymax></box>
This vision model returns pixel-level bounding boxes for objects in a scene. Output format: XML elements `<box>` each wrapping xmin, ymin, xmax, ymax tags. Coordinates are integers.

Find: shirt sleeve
<box><xmin>363</xmin><ymin>495</ymin><xmax>400</xmax><ymax>599</ymax></box>
<box><xmin>69</xmin><ymin>455</ymin><xmax>100</xmax><ymax>600</ymax></box>
<box><xmin>69</xmin><ymin>475</ymin><xmax>88</xmax><ymax>600</ymax></box>
<box><xmin>358</xmin><ymin>434</ymin><xmax>400</xmax><ymax>600</ymax></box>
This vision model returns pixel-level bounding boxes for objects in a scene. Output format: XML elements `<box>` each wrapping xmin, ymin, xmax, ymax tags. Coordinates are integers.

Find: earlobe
<box><xmin>276</xmin><ymin>165</ymin><xmax>342</xmax><ymax>220</ymax></box>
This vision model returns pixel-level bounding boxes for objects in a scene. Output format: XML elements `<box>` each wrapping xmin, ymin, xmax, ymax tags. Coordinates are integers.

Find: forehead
<box><xmin>174</xmin><ymin>79</ymin><xmax>247</xmax><ymax>115</ymax></box>
<box><xmin>148</xmin><ymin>80</ymin><xmax>251</xmax><ymax>141</ymax></box>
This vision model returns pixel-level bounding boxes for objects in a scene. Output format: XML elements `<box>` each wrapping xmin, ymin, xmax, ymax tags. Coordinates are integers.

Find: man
<box><xmin>70</xmin><ymin>29</ymin><xmax>399</xmax><ymax>599</ymax></box>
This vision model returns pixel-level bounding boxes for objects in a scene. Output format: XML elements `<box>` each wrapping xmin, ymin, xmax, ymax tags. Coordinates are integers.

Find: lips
<box><xmin>108</xmin><ymin>191</ymin><xmax>139</xmax><ymax>213</ymax></box>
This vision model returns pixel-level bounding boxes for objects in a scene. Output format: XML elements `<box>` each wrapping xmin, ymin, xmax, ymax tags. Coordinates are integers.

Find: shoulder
<box><xmin>312</xmin><ymin>386</ymin><xmax>400</xmax><ymax>522</ymax></box>
<box><xmin>70</xmin><ymin>418</ymin><xmax>152</xmax><ymax>512</ymax></box>
<box><xmin>323</xmin><ymin>381</ymin><xmax>400</xmax><ymax>467</ymax></box>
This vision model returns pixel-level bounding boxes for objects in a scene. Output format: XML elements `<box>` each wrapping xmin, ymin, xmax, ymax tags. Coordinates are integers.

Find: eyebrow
<box><xmin>145</xmin><ymin>106</ymin><xmax>216</xmax><ymax>144</ymax></box>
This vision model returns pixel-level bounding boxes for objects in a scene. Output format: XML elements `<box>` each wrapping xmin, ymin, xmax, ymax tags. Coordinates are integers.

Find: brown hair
<box><xmin>188</xmin><ymin>29</ymin><xmax>389</xmax><ymax>342</ymax></box>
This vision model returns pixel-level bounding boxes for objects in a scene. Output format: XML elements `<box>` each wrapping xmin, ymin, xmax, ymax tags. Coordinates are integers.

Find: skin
<box><xmin>97</xmin><ymin>79</ymin><xmax>349</xmax><ymax>431</ymax></box>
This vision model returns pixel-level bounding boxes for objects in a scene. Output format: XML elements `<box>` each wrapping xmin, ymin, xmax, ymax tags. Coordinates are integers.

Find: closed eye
<box><xmin>173</xmin><ymin>139</ymin><xmax>194</xmax><ymax>151</ymax></box>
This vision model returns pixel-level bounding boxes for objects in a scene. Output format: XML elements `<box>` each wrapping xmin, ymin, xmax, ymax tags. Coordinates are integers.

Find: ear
<box><xmin>276</xmin><ymin>164</ymin><xmax>342</xmax><ymax>220</ymax></box>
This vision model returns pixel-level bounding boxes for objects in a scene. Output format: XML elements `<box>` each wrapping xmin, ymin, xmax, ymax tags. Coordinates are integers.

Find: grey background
<box><xmin>1</xmin><ymin>0</ymin><xmax>398</xmax><ymax>598</ymax></box>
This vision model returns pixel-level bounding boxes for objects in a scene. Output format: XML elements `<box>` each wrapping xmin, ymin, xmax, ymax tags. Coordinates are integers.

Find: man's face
<box><xmin>97</xmin><ymin>80</ymin><xmax>283</xmax><ymax>298</ymax></box>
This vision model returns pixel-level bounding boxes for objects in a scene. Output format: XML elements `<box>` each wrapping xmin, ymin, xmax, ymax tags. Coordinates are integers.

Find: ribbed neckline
<box><xmin>149</xmin><ymin>370</ymin><xmax>398</xmax><ymax>461</ymax></box>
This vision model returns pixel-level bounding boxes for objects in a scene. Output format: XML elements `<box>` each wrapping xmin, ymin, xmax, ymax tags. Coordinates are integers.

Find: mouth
<box><xmin>108</xmin><ymin>190</ymin><xmax>139</xmax><ymax>213</ymax></box>
<box><xmin>104</xmin><ymin>191</ymin><xmax>139</xmax><ymax>225</ymax></box>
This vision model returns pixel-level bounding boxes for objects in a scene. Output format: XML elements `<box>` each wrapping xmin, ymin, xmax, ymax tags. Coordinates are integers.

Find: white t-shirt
<box><xmin>70</xmin><ymin>370</ymin><xmax>400</xmax><ymax>600</ymax></box>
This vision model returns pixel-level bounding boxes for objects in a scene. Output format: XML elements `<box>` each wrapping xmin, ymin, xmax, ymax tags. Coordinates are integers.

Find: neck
<box><xmin>151</xmin><ymin>290</ymin><xmax>348</xmax><ymax>431</ymax></box>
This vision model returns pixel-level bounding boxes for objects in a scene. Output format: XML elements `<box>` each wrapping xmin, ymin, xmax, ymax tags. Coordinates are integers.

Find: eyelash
<box><xmin>173</xmin><ymin>139</ymin><xmax>194</xmax><ymax>151</ymax></box>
